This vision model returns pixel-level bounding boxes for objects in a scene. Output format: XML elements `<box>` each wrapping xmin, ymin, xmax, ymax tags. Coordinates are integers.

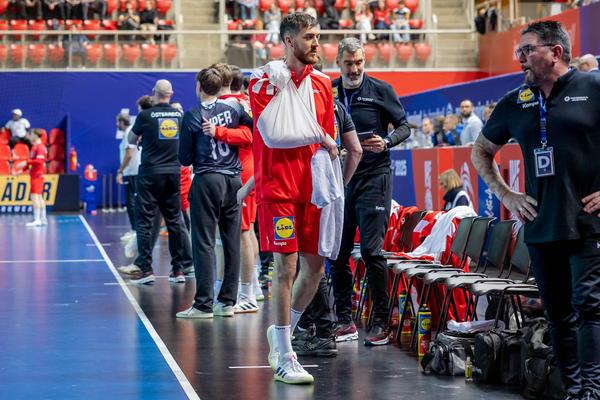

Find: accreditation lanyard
<box><xmin>538</xmin><ymin>94</ymin><xmax>548</xmax><ymax>149</ymax></box>
<box><xmin>533</xmin><ymin>93</ymin><xmax>555</xmax><ymax>177</ymax></box>
<box><xmin>342</xmin><ymin>88</ymin><xmax>358</xmax><ymax>115</ymax></box>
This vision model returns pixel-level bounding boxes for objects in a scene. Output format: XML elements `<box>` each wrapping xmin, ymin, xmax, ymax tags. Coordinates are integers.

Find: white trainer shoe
<box><xmin>120</xmin><ymin>230</ymin><xmax>135</xmax><ymax>242</ymax></box>
<box><xmin>124</xmin><ymin>235</ymin><xmax>137</xmax><ymax>259</ymax></box>
<box><xmin>267</xmin><ymin>325</ymin><xmax>279</xmax><ymax>371</ymax></box>
<box><xmin>176</xmin><ymin>306</ymin><xmax>213</xmax><ymax>319</ymax></box>
<box><xmin>233</xmin><ymin>296</ymin><xmax>259</xmax><ymax>314</ymax></box>
<box><xmin>118</xmin><ymin>263</ymin><xmax>141</xmax><ymax>275</ymax></box>
<box><xmin>26</xmin><ymin>220</ymin><xmax>42</xmax><ymax>227</ymax></box>
<box><xmin>274</xmin><ymin>352</ymin><xmax>314</xmax><ymax>384</ymax></box>
<box><xmin>40</xmin><ymin>219</ymin><xmax>48</xmax><ymax>226</ymax></box>
<box><xmin>213</xmin><ymin>302</ymin><xmax>234</xmax><ymax>317</ymax></box>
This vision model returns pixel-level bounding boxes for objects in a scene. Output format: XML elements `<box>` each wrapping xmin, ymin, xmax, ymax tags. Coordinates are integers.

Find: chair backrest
<box><xmin>49</xmin><ymin>144</ymin><xmax>65</xmax><ymax>161</ymax></box>
<box><xmin>508</xmin><ymin>226</ymin><xmax>531</xmax><ymax>279</ymax></box>
<box><xmin>48</xmin><ymin>160</ymin><xmax>65</xmax><ymax>174</ymax></box>
<box><xmin>12</xmin><ymin>143</ymin><xmax>29</xmax><ymax>160</ymax></box>
<box><xmin>399</xmin><ymin>209</ymin><xmax>426</xmax><ymax>251</ymax></box>
<box><xmin>49</xmin><ymin>128</ymin><xmax>64</xmax><ymax>145</ymax></box>
<box><xmin>0</xmin><ymin>144</ymin><xmax>10</xmax><ymax>160</ymax></box>
<box><xmin>463</xmin><ymin>217</ymin><xmax>494</xmax><ymax>271</ymax></box>
<box><xmin>448</xmin><ymin>216</ymin><xmax>476</xmax><ymax>262</ymax></box>
<box><xmin>482</xmin><ymin>220</ymin><xmax>516</xmax><ymax>276</ymax></box>
<box><xmin>0</xmin><ymin>160</ymin><xmax>9</xmax><ymax>174</ymax></box>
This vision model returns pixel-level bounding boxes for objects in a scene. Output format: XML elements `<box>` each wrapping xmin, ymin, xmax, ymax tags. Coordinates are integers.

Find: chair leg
<box><xmin>386</xmin><ymin>272</ymin><xmax>400</xmax><ymax>329</ymax></box>
<box><xmin>410</xmin><ymin>281</ymin><xmax>432</xmax><ymax>352</ymax></box>
<box><xmin>396</xmin><ymin>277</ymin><xmax>413</xmax><ymax>345</ymax></box>
<box><xmin>435</xmin><ymin>287</ymin><xmax>451</xmax><ymax>337</ymax></box>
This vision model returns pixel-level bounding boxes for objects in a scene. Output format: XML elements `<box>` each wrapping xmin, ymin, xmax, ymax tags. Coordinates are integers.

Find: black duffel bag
<box><xmin>473</xmin><ymin>328</ymin><xmax>524</xmax><ymax>385</ymax></box>
<box><xmin>421</xmin><ymin>331</ymin><xmax>475</xmax><ymax>376</ymax></box>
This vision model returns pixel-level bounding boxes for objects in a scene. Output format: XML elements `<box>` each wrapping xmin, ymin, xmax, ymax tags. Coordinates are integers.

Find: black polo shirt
<box><xmin>482</xmin><ymin>69</ymin><xmax>600</xmax><ymax>244</ymax></box>
<box><xmin>334</xmin><ymin>98</ymin><xmax>355</xmax><ymax>147</ymax></box>
<box><xmin>132</xmin><ymin>103</ymin><xmax>183</xmax><ymax>176</ymax></box>
<box><xmin>333</xmin><ymin>74</ymin><xmax>408</xmax><ymax>177</ymax></box>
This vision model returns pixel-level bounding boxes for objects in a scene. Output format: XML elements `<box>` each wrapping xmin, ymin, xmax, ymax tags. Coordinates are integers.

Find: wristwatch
<box><xmin>384</xmin><ymin>137</ymin><xmax>391</xmax><ymax>148</ymax></box>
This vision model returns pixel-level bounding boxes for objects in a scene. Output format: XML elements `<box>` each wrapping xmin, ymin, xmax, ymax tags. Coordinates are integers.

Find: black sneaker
<box><xmin>364</xmin><ymin>325</ymin><xmax>390</xmax><ymax>347</ymax></box>
<box><xmin>293</xmin><ymin>334</ymin><xmax>338</xmax><ymax>357</ymax></box>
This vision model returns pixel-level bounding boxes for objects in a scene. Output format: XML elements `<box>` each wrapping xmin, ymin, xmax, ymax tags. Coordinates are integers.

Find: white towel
<box><xmin>311</xmin><ymin>148</ymin><xmax>344</xmax><ymax>259</ymax></box>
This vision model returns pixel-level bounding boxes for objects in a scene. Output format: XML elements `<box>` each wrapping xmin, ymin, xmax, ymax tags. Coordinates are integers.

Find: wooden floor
<box><xmin>0</xmin><ymin>212</ymin><xmax>525</xmax><ymax>399</ymax></box>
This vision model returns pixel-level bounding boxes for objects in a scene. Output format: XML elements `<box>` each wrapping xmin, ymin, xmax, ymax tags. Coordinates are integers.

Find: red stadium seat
<box><xmin>156</xmin><ymin>0</ymin><xmax>172</xmax><ymax>14</ymax></box>
<box><xmin>227</xmin><ymin>20</ymin><xmax>241</xmax><ymax>30</ymax></box>
<box><xmin>0</xmin><ymin>0</ymin><xmax>8</xmax><ymax>15</ymax></box>
<box><xmin>49</xmin><ymin>144</ymin><xmax>65</xmax><ymax>161</ymax></box>
<box><xmin>119</xmin><ymin>0</ymin><xmax>136</xmax><ymax>11</ymax></box>
<box><xmin>103</xmin><ymin>43</ymin><xmax>119</xmax><ymax>64</ymax></box>
<box><xmin>295</xmin><ymin>0</ymin><xmax>305</xmax><ymax>8</ymax></box>
<box><xmin>405</xmin><ymin>0</ymin><xmax>418</xmax><ymax>13</ymax></box>
<box><xmin>321</xmin><ymin>42</ymin><xmax>337</xmax><ymax>64</ymax></box>
<box><xmin>48</xmin><ymin>160</ymin><xmax>65</xmax><ymax>174</ymax></box>
<box><xmin>157</xmin><ymin>19</ymin><xmax>174</xmax><ymax>27</ymax></box>
<box><xmin>0</xmin><ymin>160</ymin><xmax>9</xmax><ymax>175</ymax></box>
<box><xmin>28</xmin><ymin>44</ymin><xmax>46</xmax><ymax>66</ymax></box>
<box><xmin>338</xmin><ymin>19</ymin><xmax>353</xmax><ymax>29</ymax></box>
<box><xmin>408</xmin><ymin>18</ymin><xmax>422</xmax><ymax>29</ymax></box>
<box><xmin>49</xmin><ymin>128</ymin><xmax>65</xmax><ymax>145</ymax></box>
<box><xmin>364</xmin><ymin>43</ymin><xmax>377</xmax><ymax>63</ymax></box>
<box><xmin>106</xmin><ymin>0</ymin><xmax>118</xmax><ymax>14</ymax></box>
<box><xmin>378</xmin><ymin>42</ymin><xmax>392</xmax><ymax>63</ymax></box>
<box><xmin>0</xmin><ymin>144</ymin><xmax>10</xmax><ymax>160</ymax></box>
<box><xmin>10</xmin><ymin>19</ymin><xmax>27</xmax><ymax>40</ymax></box>
<box><xmin>142</xmin><ymin>43</ymin><xmax>159</xmax><ymax>65</ymax></box>
<box><xmin>278</xmin><ymin>0</ymin><xmax>292</xmax><ymax>14</ymax></box>
<box><xmin>314</xmin><ymin>0</ymin><xmax>324</xmax><ymax>13</ymax></box>
<box><xmin>102</xmin><ymin>19</ymin><xmax>118</xmax><ymax>30</ymax></box>
<box><xmin>47</xmin><ymin>44</ymin><xmax>65</xmax><ymax>65</ymax></box>
<box><xmin>122</xmin><ymin>44</ymin><xmax>141</xmax><ymax>65</ymax></box>
<box><xmin>349</xmin><ymin>0</ymin><xmax>356</xmax><ymax>9</ymax></box>
<box><xmin>86</xmin><ymin>43</ymin><xmax>103</xmax><ymax>64</ymax></box>
<box><xmin>138</xmin><ymin>0</ymin><xmax>146</xmax><ymax>9</ymax></box>
<box><xmin>259</xmin><ymin>0</ymin><xmax>274</xmax><ymax>11</ymax></box>
<box><xmin>268</xmin><ymin>44</ymin><xmax>284</xmax><ymax>60</ymax></box>
<box><xmin>10</xmin><ymin>44</ymin><xmax>26</xmax><ymax>65</ymax></box>
<box><xmin>29</xmin><ymin>20</ymin><xmax>46</xmax><ymax>40</ymax></box>
<box><xmin>395</xmin><ymin>42</ymin><xmax>413</xmax><ymax>62</ymax></box>
<box><xmin>83</xmin><ymin>19</ymin><xmax>101</xmax><ymax>39</ymax></box>
<box><xmin>160</xmin><ymin>43</ymin><xmax>177</xmax><ymax>64</ymax></box>
<box><xmin>0</xmin><ymin>44</ymin><xmax>6</xmax><ymax>64</ymax></box>
<box><xmin>0</xmin><ymin>128</ymin><xmax>9</xmax><ymax>145</ymax></box>
<box><xmin>334</xmin><ymin>0</ymin><xmax>346</xmax><ymax>11</ymax></box>
<box><xmin>0</xmin><ymin>19</ymin><xmax>8</xmax><ymax>39</ymax></box>
<box><xmin>414</xmin><ymin>42</ymin><xmax>431</xmax><ymax>62</ymax></box>
<box><xmin>65</xmin><ymin>19</ymin><xmax>83</xmax><ymax>30</ymax></box>
<box><xmin>12</xmin><ymin>143</ymin><xmax>30</xmax><ymax>161</ymax></box>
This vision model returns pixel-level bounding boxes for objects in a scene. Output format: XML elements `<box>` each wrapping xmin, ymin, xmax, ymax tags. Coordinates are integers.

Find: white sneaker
<box><xmin>183</xmin><ymin>265</ymin><xmax>195</xmax><ymax>275</ymax></box>
<box><xmin>118</xmin><ymin>263</ymin><xmax>141</xmax><ymax>275</ymax></box>
<box><xmin>120</xmin><ymin>230</ymin><xmax>135</xmax><ymax>242</ymax></box>
<box><xmin>274</xmin><ymin>352</ymin><xmax>314</xmax><ymax>384</ymax></box>
<box><xmin>26</xmin><ymin>220</ymin><xmax>42</xmax><ymax>227</ymax></box>
<box><xmin>255</xmin><ymin>292</ymin><xmax>265</xmax><ymax>302</ymax></box>
<box><xmin>176</xmin><ymin>306</ymin><xmax>213</xmax><ymax>319</ymax></box>
<box><xmin>124</xmin><ymin>235</ymin><xmax>137</xmax><ymax>259</ymax></box>
<box><xmin>267</xmin><ymin>325</ymin><xmax>279</xmax><ymax>371</ymax></box>
<box><xmin>233</xmin><ymin>296</ymin><xmax>259</xmax><ymax>314</ymax></box>
<box><xmin>40</xmin><ymin>219</ymin><xmax>48</xmax><ymax>226</ymax></box>
<box><xmin>129</xmin><ymin>272</ymin><xmax>155</xmax><ymax>285</ymax></box>
<box><xmin>213</xmin><ymin>302</ymin><xmax>234</xmax><ymax>317</ymax></box>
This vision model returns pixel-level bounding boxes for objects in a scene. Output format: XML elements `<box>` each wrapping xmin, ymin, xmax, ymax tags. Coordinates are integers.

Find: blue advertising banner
<box><xmin>389</xmin><ymin>149</ymin><xmax>416</xmax><ymax>207</ymax></box>
<box><xmin>477</xmin><ymin>175</ymin><xmax>500</xmax><ymax>219</ymax></box>
<box><xmin>580</xmin><ymin>1</ymin><xmax>600</xmax><ymax>56</ymax></box>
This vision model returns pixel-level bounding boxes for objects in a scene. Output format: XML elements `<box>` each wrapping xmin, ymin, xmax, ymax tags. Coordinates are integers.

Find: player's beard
<box><xmin>295</xmin><ymin>45</ymin><xmax>319</xmax><ymax>65</ymax></box>
<box><xmin>342</xmin><ymin>71</ymin><xmax>364</xmax><ymax>89</ymax></box>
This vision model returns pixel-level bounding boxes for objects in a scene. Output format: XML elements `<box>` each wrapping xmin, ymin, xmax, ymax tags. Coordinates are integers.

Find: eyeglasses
<box><xmin>514</xmin><ymin>44</ymin><xmax>555</xmax><ymax>59</ymax></box>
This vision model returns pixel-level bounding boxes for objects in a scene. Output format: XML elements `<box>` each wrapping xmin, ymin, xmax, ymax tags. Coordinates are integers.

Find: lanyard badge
<box><xmin>534</xmin><ymin>94</ymin><xmax>555</xmax><ymax>177</ymax></box>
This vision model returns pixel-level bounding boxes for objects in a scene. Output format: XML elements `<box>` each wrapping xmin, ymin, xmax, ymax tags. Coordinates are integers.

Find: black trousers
<box><xmin>332</xmin><ymin>172</ymin><xmax>392</xmax><ymax>326</ymax></box>
<box><xmin>190</xmin><ymin>173</ymin><xmax>242</xmax><ymax>312</ymax></box>
<box><xmin>298</xmin><ymin>274</ymin><xmax>334</xmax><ymax>337</ymax></box>
<box><xmin>134</xmin><ymin>173</ymin><xmax>193</xmax><ymax>273</ymax></box>
<box><xmin>528</xmin><ymin>237</ymin><xmax>600</xmax><ymax>395</ymax></box>
<box><xmin>124</xmin><ymin>175</ymin><xmax>137</xmax><ymax>231</ymax></box>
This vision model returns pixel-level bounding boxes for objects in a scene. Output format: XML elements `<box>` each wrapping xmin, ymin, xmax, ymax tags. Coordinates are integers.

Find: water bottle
<box><xmin>465</xmin><ymin>356</ymin><xmax>473</xmax><ymax>383</ymax></box>
<box><xmin>417</xmin><ymin>304</ymin><xmax>432</xmax><ymax>358</ymax></box>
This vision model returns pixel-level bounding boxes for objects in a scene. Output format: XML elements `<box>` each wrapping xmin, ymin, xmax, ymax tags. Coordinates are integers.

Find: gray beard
<box><xmin>342</xmin><ymin>73</ymin><xmax>363</xmax><ymax>89</ymax></box>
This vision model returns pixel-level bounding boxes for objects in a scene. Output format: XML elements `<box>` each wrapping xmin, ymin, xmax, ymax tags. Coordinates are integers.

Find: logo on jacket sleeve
<box><xmin>158</xmin><ymin>118</ymin><xmax>179</xmax><ymax>139</ymax></box>
<box><xmin>274</xmin><ymin>216</ymin><xmax>295</xmax><ymax>240</ymax></box>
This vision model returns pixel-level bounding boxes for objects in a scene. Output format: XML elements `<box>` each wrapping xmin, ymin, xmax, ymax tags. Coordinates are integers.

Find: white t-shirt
<box><xmin>119</xmin><ymin>125</ymin><xmax>140</xmax><ymax>176</ymax></box>
<box><xmin>5</xmin><ymin>118</ymin><xmax>30</xmax><ymax>138</ymax></box>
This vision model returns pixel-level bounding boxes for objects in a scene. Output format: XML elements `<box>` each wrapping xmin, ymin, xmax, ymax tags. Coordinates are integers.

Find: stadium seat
<box><xmin>160</xmin><ymin>43</ymin><xmax>177</xmax><ymax>64</ymax></box>
<box><xmin>138</xmin><ymin>0</ymin><xmax>146</xmax><ymax>9</ymax></box>
<box><xmin>0</xmin><ymin>128</ymin><xmax>9</xmax><ymax>145</ymax></box>
<box><xmin>49</xmin><ymin>144</ymin><xmax>65</xmax><ymax>161</ymax></box>
<box><xmin>0</xmin><ymin>19</ymin><xmax>8</xmax><ymax>39</ymax></box>
<box><xmin>414</xmin><ymin>42</ymin><xmax>431</xmax><ymax>62</ymax></box>
<box><xmin>0</xmin><ymin>44</ymin><xmax>6</xmax><ymax>64</ymax></box>
<box><xmin>364</xmin><ymin>43</ymin><xmax>377</xmax><ymax>63</ymax></box>
<box><xmin>106</xmin><ymin>0</ymin><xmax>118</xmax><ymax>14</ymax></box>
<box><xmin>409</xmin><ymin>18</ymin><xmax>423</xmax><ymax>29</ymax></box>
<box><xmin>10</xmin><ymin>19</ymin><xmax>27</xmax><ymax>40</ymax></box>
<box><xmin>0</xmin><ymin>160</ymin><xmax>9</xmax><ymax>175</ymax></box>
<box><xmin>314</xmin><ymin>0</ymin><xmax>324</xmax><ymax>13</ymax></box>
<box><xmin>278</xmin><ymin>0</ymin><xmax>292</xmax><ymax>14</ymax></box>
<box><xmin>28</xmin><ymin>44</ymin><xmax>46</xmax><ymax>66</ymax></box>
<box><xmin>349</xmin><ymin>0</ymin><xmax>356</xmax><ymax>9</ymax></box>
<box><xmin>65</xmin><ymin>19</ymin><xmax>83</xmax><ymax>30</ymax></box>
<box><xmin>83</xmin><ymin>20</ymin><xmax>101</xmax><ymax>40</ymax></box>
<box><xmin>268</xmin><ymin>44</ymin><xmax>284</xmax><ymax>60</ymax></box>
<box><xmin>156</xmin><ymin>0</ymin><xmax>172</xmax><ymax>14</ymax></box>
<box><xmin>0</xmin><ymin>0</ymin><xmax>8</xmax><ymax>15</ymax></box>
<box><xmin>103</xmin><ymin>43</ymin><xmax>119</xmax><ymax>65</ymax></box>
<box><xmin>396</xmin><ymin>42</ymin><xmax>413</xmax><ymax>63</ymax></box>
<box><xmin>334</xmin><ymin>0</ymin><xmax>346</xmax><ymax>11</ymax></box>
<box><xmin>37</xmin><ymin>129</ymin><xmax>48</xmax><ymax>145</ymax></box>
<box><xmin>0</xmin><ymin>144</ymin><xmax>10</xmax><ymax>160</ymax></box>
<box><xmin>48</xmin><ymin>160</ymin><xmax>65</xmax><ymax>174</ymax></box>
<box><xmin>378</xmin><ymin>42</ymin><xmax>392</xmax><ymax>63</ymax></box>
<box><xmin>295</xmin><ymin>0</ymin><xmax>305</xmax><ymax>8</ymax></box>
<box><xmin>259</xmin><ymin>0</ymin><xmax>274</xmax><ymax>11</ymax></box>
<box><xmin>119</xmin><ymin>0</ymin><xmax>136</xmax><ymax>12</ymax></box>
<box><xmin>338</xmin><ymin>19</ymin><xmax>353</xmax><ymax>29</ymax></box>
<box><xmin>385</xmin><ymin>0</ymin><xmax>399</xmax><ymax>9</ymax></box>
<box><xmin>142</xmin><ymin>43</ymin><xmax>159</xmax><ymax>65</ymax></box>
<box><xmin>227</xmin><ymin>20</ymin><xmax>241</xmax><ymax>30</ymax></box>
<box><xmin>321</xmin><ymin>43</ymin><xmax>337</xmax><ymax>64</ymax></box>
<box><xmin>86</xmin><ymin>43</ymin><xmax>103</xmax><ymax>64</ymax></box>
<box><xmin>47</xmin><ymin>44</ymin><xmax>65</xmax><ymax>65</ymax></box>
<box><xmin>29</xmin><ymin>20</ymin><xmax>46</xmax><ymax>40</ymax></box>
<box><xmin>405</xmin><ymin>0</ymin><xmax>418</xmax><ymax>13</ymax></box>
<box><xmin>13</xmin><ymin>143</ymin><xmax>30</xmax><ymax>161</ymax></box>
<box><xmin>49</xmin><ymin>128</ymin><xmax>65</xmax><ymax>145</ymax></box>
<box><xmin>10</xmin><ymin>44</ymin><xmax>26</xmax><ymax>65</ymax></box>
<box><xmin>102</xmin><ymin>20</ymin><xmax>118</xmax><ymax>30</ymax></box>
<box><xmin>122</xmin><ymin>44</ymin><xmax>141</xmax><ymax>65</ymax></box>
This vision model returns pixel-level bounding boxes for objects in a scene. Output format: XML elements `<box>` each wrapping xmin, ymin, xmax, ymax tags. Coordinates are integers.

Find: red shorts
<box><xmin>241</xmin><ymin>191</ymin><xmax>257</xmax><ymax>231</ymax></box>
<box><xmin>258</xmin><ymin>202</ymin><xmax>321</xmax><ymax>254</ymax></box>
<box><xmin>30</xmin><ymin>176</ymin><xmax>44</xmax><ymax>195</ymax></box>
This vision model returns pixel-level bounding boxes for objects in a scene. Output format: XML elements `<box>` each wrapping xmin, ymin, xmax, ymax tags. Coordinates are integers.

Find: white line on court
<box><xmin>0</xmin><ymin>259</ymin><xmax>105</xmax><ymax>264</ymax></box>
<box><xmin>86</xmin><ymin>243</ymin><xmax>112</xmax><ymax>247</ymax></box>
<box><xmin>228</xmin><ymin>365</ymin><xmax>319</xmax><ymax>369</ymax></box>
<box><xmin>79</xmin><ymin>215</ymin><xmax>200</xmax><ymax>400</ymax></box>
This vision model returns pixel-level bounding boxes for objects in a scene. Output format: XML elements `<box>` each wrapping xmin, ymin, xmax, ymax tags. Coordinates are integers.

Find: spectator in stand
<box><xmin>373</xmin><ymin>0</ymin><xmax>390</xmax><ymax>39</ymax></box>
<box><xmin>64</xmin><ymin>24</ymin><xmax>88</xmax><ymax>67</ymax></box>
<box><xmin>140</xmin><ymin>0</ymin><xmax>158</xmax><ymax>43</ymax></box>
<box><xmin>43</xmin><ymin>0</ymin><xmax>66</xmax><ymax>20</ymax></box>
<box><xmin>482</xmin><ymin>102</ymin><xmax>496</xmax><ymax>124</ymax></box>
<box><xmin>433</xmin><ymin>115</ymin><xmax>460</xmax><ymax>146</ymax></box>
<box><xmin>118</xmin><ymin>2</ymin><xmax>140</xmax><ymax>33</ymax></box>
<box><xmin>264</xmin><ymin>3</ymin><xmax>282</xmax><ymax>44</ymax></box>
<box><xmin>237</xmin><ymin>0</ymin><xmax>257</xmax><ymax>20</ymax></box>
<box><xmin>355</xmin><ymin>0</ymin><xmax>374</xmax><ymax>43</ymax></box>
<box><xmin>304</xmin><ymin>0</ymin><xmax>318</xmax><ymax>19</ymax></box>
<box><xmin>391</xmin><ymin>6</ymin><xmax>410</xmax><ymax>43</ymax></box>
<box><xmin>412</xmin><ymin>117</ymin><xmax>434</xmax><ymax>148</ymax></box>
<box><xmin>81</xmin><ymin>0</ymin><xmax>106</xmax><ymax>20</ymax></box>
<box><xmin>578</xmin><ymin>53</ymin><xmax>599</xmax><ymax>73</ymax></box>
<box><xmin>25</xmin><ymin>0</ymin><xmax>43</xmax><ymax>19</ymax></box>
<box><xmin>459</xmin><ymin>99</ymin><xmax>484</xmax><ymax>145</ymax></box>
<box><xmin>6</xmin><ymin>109</ymin><xmax>31</xmax><ymax>148</ymax></box>
<box><xmin>474</xmin><ymin>7</ymin><xmax>486</xmax><ymax>35</ymax></box>
<box><xmin>65</xmin><ymin>0</ymin><xmax>82</xmax><ymax>19</ymax></box>
<box><xmin>440</xmin><ymin>169</ymin><xmax>472</xmax><ymax>211</ymax></box>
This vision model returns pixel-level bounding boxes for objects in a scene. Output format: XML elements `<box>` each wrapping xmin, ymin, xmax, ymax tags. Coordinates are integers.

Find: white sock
<box><xmin>240</xmin><ymin>283</ymin><xmax>255</xmax><ymax>302</ymax></box>
<box><xmin>253</xmin><ymin>265</ymin><xmax>261</xmax><ymax>292</ymax></box>
<box><xmin>275</xmin><ymin>325</ymin><xmax>293</xmax><ymax>356</ymax></box>
<box><xmin>40</xmin><ymin>207</ymin><xmax>46</xmax><ymax>221</ymax></box>
<box><xmin>33</xmin><ymin>208</ymin><xmax>40</xmax><ymax>221</ymax></box>
<box><xmin>214</xmin><ymin>279</ymin><xmax>223</xmax><ymax>300</ymax></box>
<box><xmin>290</xmin><ymin>308</ymin><xmax>304</xmax><ymax>333</ymax></box>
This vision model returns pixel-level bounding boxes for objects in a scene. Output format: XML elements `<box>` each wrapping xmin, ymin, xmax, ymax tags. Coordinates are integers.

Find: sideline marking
<box><xmin>0</xmin><ymin>259</ymin><xmax>104</xmax><ymax>264</ymax></box>
<box><xmin>228</xmin><ymin>365</ymin><xmax>319</xmax><ymax>369</ymax></box>
<box><xmin>79</xmin><ymin>215</ymin><xmax>200</xmax><ymax>400</ymax></box>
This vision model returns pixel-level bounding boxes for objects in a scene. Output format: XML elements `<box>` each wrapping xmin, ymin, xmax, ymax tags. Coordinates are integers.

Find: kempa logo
<box><xmin>375</xmin><ymin>206</ymin><xmax>385</xmax><ymax>211</ymax></box>
<box><xmin>522</xmin><ymin>102</ymin><xmax>539</xmax><ymax>109</ymax></box>
<box><xmin>460</xmin><ymin>162</ymin><xmax>474</xmax><ymax>201</ymax></box>
<box><xmin>564</xmin><ymin>96</ymin><xmax>589</xmax><ymax>102</ymax></box>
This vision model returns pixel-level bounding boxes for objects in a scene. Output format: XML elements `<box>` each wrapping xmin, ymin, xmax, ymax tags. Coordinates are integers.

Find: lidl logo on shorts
<box><xmin>332</xmin><ymin>86</ymin><xmax>338</xmax><ymax>99</ymax></box>
<box><xmin>158</xmin><ymin>118</ymin><xmax>179</xmax><ymax>139</ymax></box>
<box><xmin>274</xmin><ymin>216</ymin><xmax>295</xmax><ymax>240</ymax></box>
<box><xmin>517</xmin><ymin>88</ymin><xmax>535</xmax><ymax>104</ymax></box>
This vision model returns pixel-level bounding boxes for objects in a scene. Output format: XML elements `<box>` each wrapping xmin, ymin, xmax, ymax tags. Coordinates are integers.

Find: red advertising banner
<box><xmin>452</xmin><ymin>146</ymin><xmax>479</xmax><ymax>209</ymax></box>
<box><xmin>412</xmin><ymin>148</ymin><xmax>439</xmax><ymax>210</ymax></box>
<box><xmin>498</xmin><ymin>143</ymin><xmax>525</xmax><ymax>220</ymax></box>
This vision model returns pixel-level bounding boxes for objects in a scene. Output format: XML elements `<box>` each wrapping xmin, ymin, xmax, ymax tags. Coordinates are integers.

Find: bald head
<box><xmin>153</xmin><ymin>79</ymin><xmax>174</xmax><ymax>102</ymax></box>
<box><xmin>578</xmin><ymin>54</ymin><xmax>599</xmax><ymax>72</ymax></box>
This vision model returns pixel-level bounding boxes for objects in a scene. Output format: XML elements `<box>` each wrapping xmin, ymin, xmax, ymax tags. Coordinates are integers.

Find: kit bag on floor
<box><xmin>421</xmin><ymin>331</ymin><xmax>475</xmax><ymax>376</ymax></box>
<box><xmin>473</xmin><ymin>328</ymin><xmax>524</xmax><ymax>385</ymax></box>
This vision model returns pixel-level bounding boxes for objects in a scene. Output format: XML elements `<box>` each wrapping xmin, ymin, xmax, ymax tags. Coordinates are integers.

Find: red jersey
<box><xmin>249</xmin><ymin>63</ymin><xmax>335</xmax><ymax>204</ymax></box>
<box><xmin>29</xmin><ymin>143</ymin><xmax>47</xmax><ymax>178</ymax></box>
<box><xmin>219</xmin><ymin>93</ymin><xmax>254</xmax><ymax>185</ymax></box>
